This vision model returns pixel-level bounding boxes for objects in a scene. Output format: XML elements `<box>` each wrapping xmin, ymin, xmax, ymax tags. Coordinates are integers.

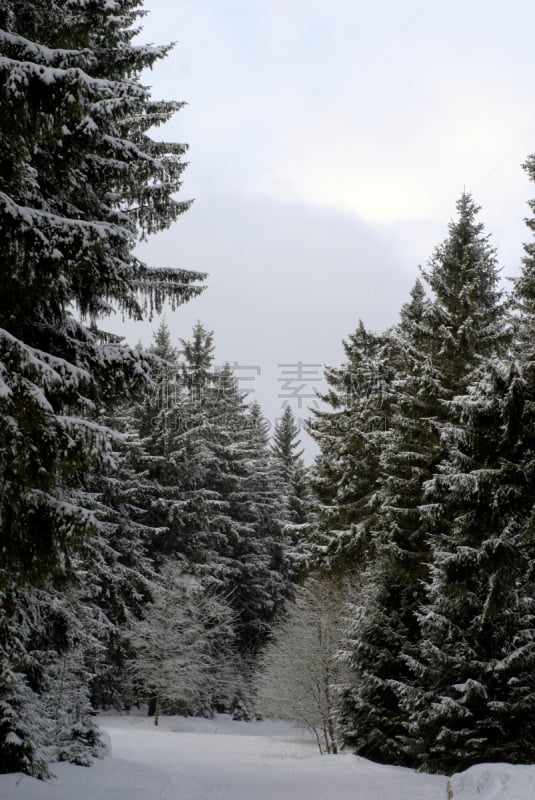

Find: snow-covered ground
<box><xmin>446</xmin><ymin>762</ymin><xmax>535</xmax><ymax>799</ymax></box>
<box><xmin>0</xmin><ymin>713</ymin><xmax>532</xmax><ymax>800</ymax></box>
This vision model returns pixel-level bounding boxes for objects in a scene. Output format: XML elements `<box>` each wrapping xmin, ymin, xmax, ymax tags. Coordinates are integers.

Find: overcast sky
<box><xmin>107</xmin><ymin>0</ymin><xmax>535</xmax><ymax>458</ymax></box>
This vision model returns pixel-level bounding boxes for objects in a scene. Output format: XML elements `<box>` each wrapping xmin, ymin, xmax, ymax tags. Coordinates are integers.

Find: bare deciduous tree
<box><xmin>254</xmin><ymin>576</ymin><xmax>354</xmax><ymax>754</ymax></box>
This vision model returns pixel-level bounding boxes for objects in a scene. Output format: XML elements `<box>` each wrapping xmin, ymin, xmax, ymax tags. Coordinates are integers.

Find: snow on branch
<box><xmin>132</xmin><ymin>265</ymin><xmax>207</xmax><ymax>315</ymax></box>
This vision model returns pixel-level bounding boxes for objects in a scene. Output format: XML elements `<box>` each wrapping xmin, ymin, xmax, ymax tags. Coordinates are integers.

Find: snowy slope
<box><xmin>6</xmin><ymin>713</ymin><xmax>530</xmax><ymax>800</ymax></box>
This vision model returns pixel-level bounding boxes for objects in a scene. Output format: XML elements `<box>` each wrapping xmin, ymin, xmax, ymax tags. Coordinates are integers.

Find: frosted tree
<box><xmin>0</xmin><ymin>0</ymin><xmax>203</xmax><ymax>773</ymax></box>
<box><xmin>336</xmin><ymin>194</ymin><xmax>508</xmax><ymax>766</ymax></box>
<box><xmin>272</xmin><ymin>405</ymin><xmax>312</xmax><ymax>527</ymax></box>
<box><xmin>407</xmin><ymin>359</ymin><xmax>535</xmax><ymax>772</ymax></box>
<box><xmin>307</xmin><ymin>321</ymin><xmax>396</xmax><ymax>572</ymax></box>
<box><xmin>0</xmin><ymin>581</ymin><xmax>105</xmax><ymax>776</ymax></box>
<box><xmin>255</xmin><ymin>576</ymin><xmax>353</xmax><ymax>754</ymax></box>
<box><xmin>228</xmin><ymin>401</ymin><xmax>292</xmax><ymax>661</ymax></box>
<box><xmin>127</xmin><ymin>564</ymin><xmax>237</xmax><ymax>723</ymax></box>
<box><xmin>401</xmin><ymin>177</ymin><xmax>535</xmax><ymax>773</ymax></box>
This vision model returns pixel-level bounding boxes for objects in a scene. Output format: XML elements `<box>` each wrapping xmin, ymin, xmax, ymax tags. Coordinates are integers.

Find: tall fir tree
<box><xmin>120</xmin><ymin>324</ymin><xmax>294</xmax><ymax>714</ymax></box>
<box><xmin>272</xmin><ymin>405</ymin><xmax>304</xmax><ymax>478</ymax></box>
<box><xmin>307</xmin><ymin>321</ymin><xmax>396</xmax><ymax>572</ymax></box>
<box><xmin>401</xmin><ymin>172</ymin><xmax>535</xmax><ymax>773</ymax></box>
<box><xmin>229</xmin><ymin>400</ymin><xmax>292</xmax><ymax>660</ymax></box>
<box><xmin>272</xmin><ymin>405</ymin><xmax>312</xmax><ymax>527</ymax></box>
<box><xmin>0</xmin><ymin>1</ymin><xmax>203</xmax><ymax>774</ymax></box>
<box><xmin>407</xmin><ymin>357</ymin><xmax>535</xmax><ymax>773</ymax></box>
<box><xmin>0</xmin><ymin>0</ymin><xmax>203</xmax><ymax>578</ymax></box>
<box><xmin>335</xmin><ymin>281</ymin><xmax>440</xmax><ymax>765</ymax></box>
<box><xmin>336</xmin><ymin>193</ymin><xmax>508</xmax><ymax>766</ymax></box>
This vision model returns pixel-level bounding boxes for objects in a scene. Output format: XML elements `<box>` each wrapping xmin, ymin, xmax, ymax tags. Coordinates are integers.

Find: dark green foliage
<box><xmin>0</xmin><ymin>0</ymin><xmax>204</xmax><ymax>581</ymax></box>
<box><xmin>399</xmin><ymin>189</ymin><xmax>533</xmax><ymax>772</ymax></box>
<box><xmin>409</xmin><ymin>360</ymin><xmax>535</xmax><ymax>773</ymax></box>
<box><xmin>307</xmin><ymin>321</ymin><xmax>396</xmax><ymax>572</ymax></box>
<box><xmin>121</xmin><ymin>323</ymin><xmax>294</xmax><ymax>711</ymax></box>
<box><xmin>272</xmin><ymin>405</ymin><xmax>312</xmax><ymax>527</ymax></box>
<box><xmin>0</xmin><ymin>0</ymin><xmax>203</xmax><ymax>774</ymax></box>
<box><xmin>335</xmin><ymin>283</ymin><xmax>442</xmax><ymax>766</ymax></box>
<box><xmin>325</xmin><ymin>194</ymin><xmax>511</xmax><ymax>768</ymax></box>
<box><xmin>272</xmin><ymin>405</ymin><xmax>304</xmax><ymax>478</ymax></box>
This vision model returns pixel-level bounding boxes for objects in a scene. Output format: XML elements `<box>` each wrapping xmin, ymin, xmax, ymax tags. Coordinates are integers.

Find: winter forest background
<box><xmin>2</xmin><ymin>0</ymin><xmax>535</xmax><ymax>783</ymax></box>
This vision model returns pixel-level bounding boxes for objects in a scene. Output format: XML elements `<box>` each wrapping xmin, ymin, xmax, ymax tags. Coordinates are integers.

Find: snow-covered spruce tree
<box><xmin>402</xmin><ymin>174</ymin><xmax>535</xmax><ymax>773</ymax></box>
<box><xmin>272</xmin><ymin>405</ymin><xmax>312</xmax><ymax>528</ymax></box>
<box><xmin>229</xmin><ymin>400</ymin><xmax>293</xmax><ymax>663</ymax></box>
<box><xmin>127</xmin><ymin>324</ymin><xmax>293</xmax><ymax>712</ymax></box>
<box><xmin>407</xmin><ymin>358</ymin><xmax>535</xmax><ymax>773</ymax></box>
<box><xmin>272</xmin><ymin>405</ymin><xmax>304</xmax><ymax>478</ymax></box>
<box><xmin>515</xmin><ymin>151</ymin><xmax>535</xmax><ymax>453</ymax></box>
<box><xmin>133</xmin><ymin>322</ymin><xmax>239</xmax><ymax>587</ymax></box>
<box><xmin>0</xmin><ymin>1</ymin><xmax>203</xmax><ymax>774</ymax></box>
<box><xmin>0</xmin><ymin>1</ymin><xmax>203</xmax><ymax>576</ymax></box>
<box><xmin>0</xmin><ymin>580</ymin><xmax>106</xmax><ymax>777</ymax></box>
<box><xmin>336</xmin><ymin>193</ymin><xmax>508</xmax><ymax>767</ymax></box>
<box><xmin>306</xmin><ymin>321</ymin><xmax>397</xmax><ymax>572</ymax></box>
<box><xmin>334</xmin><ymin>282</ymin><xmax>440</xmax><ymax>765</ymax></box>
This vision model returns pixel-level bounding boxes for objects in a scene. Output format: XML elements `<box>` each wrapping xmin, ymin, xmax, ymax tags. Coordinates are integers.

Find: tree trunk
<box><xmin>154</xmin><ymin>690</ymin><xmax>160</xmax><ymax>726</ymax></box>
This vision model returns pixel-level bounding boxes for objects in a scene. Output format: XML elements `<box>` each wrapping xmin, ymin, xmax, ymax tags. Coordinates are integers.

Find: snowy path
<box><xmin>0</xmin><ymin>714</ymin><xmax>447</xmax><ymax>800</ymax></box>
<box><xmin>107</xmin><ymin>724</ymin><xmax>446</xmax><ymax>800</ymax></box>
<box><xmin>103</xmin><ymin>720</ymin><xmax>446</xmax><ymax>800</ymax></box>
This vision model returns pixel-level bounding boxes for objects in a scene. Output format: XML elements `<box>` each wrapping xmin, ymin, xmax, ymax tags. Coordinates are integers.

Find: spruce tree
<box><xmin>0</xmin><ymin>1</ymin><xmax>203</xmax><ymax>773</ymax></box>
<box><xmin>402</xmin><ymin>173</ymin><xmax>535</xmax><ymax>773</ymax></box>
<box><xmin>272</xmin><ymin>405</ymin><xmax>304</xmax><ymax>478</ymax></box>
<box><xmin>408</xmin><ymin>358</ymin><xmax>535</xmax><ymax>773</ymax></box>
<box><xmin>229</xmin><ymin>401</ymin><xmax>292</xmax><ymax>659</ymax></box>
<box><xmin>336</xmin><ymin>193</ymin><xmax>507</xmax><ymax>766</ymax></box>
<box><xmin>0</xmin><ymin>0</ymin><xmax>203</xmax><ymax>579</ymax></box>
<box><xmin>335</xmin><ymin>282</ymin><xmax>439</xmax><ymax>764</ymax></box>
<box><xmin>272</xmin><ymin>405</ymin><xmax>312</xmax><ymax>526</ymax></box>
<box><xmin>307</xmin><ymin>321</ymin><xmax>396</xmax><ymax>572</ymax></box>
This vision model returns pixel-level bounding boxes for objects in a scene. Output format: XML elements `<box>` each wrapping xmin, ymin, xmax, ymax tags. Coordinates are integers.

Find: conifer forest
<box><xmin>1</xmin><ymin>0</ymin><xmax>535</xmax><ymax>784</ymax></box>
